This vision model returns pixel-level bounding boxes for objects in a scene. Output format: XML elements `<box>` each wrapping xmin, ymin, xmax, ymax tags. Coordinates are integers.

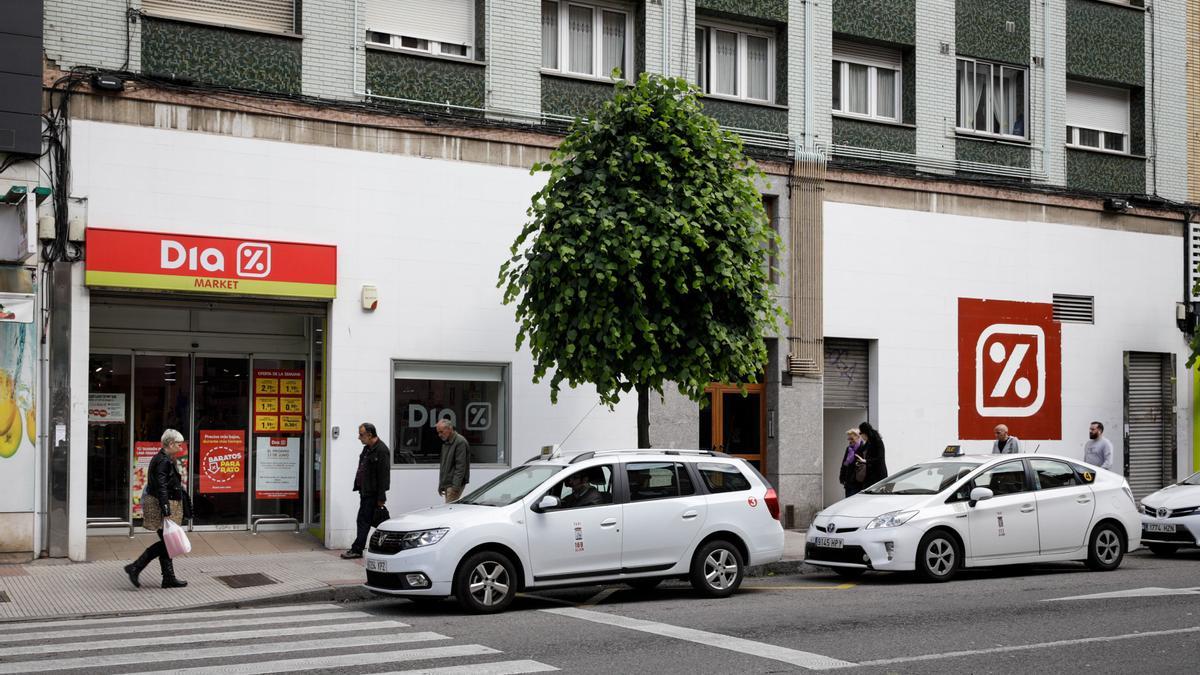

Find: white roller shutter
<box><xmin>1124</xmin><ymin>352</ymin><xmax>1174</xmax><ymax>499</ymax></box>
<box><xmin>1066</xmin><ymin>81</ymin><xmax>1129</xmax><ymax>134</ymax></box>
<box><xmin>142</xmin><ymin>0</ymin><xmax>296</xmax><ymax>34</ymax></box>
<box><xmin>833</xmin><ymin>41</ymin><xmax>901</xmax><ymax>69</ymax></box>
<box><xmin>366</xmin><ymin>0</ymin><xmax>474</xmax><ymax>46</ymax></box>
<box><xmin>824</xmin><ymin>339</ymin><xmax>870</xmax><ymax>409</ymax></box>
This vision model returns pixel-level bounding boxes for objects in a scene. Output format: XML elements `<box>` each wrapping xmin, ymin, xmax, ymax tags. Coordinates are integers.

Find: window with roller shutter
<box><xmin>141</xmin><ymin>0</ymin><xmax>298</xmax><ymax>35</ymax></box>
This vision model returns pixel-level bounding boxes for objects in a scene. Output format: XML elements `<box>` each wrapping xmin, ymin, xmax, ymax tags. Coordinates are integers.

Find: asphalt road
<box><xmin>1</xmin><ymin>548</ymin><xmax>1196</xmax><ymax>673</ymax></box>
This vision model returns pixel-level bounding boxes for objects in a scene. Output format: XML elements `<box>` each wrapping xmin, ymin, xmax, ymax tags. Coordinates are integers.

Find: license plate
<box><xmin>1146</xmin><ymin>523</ymin><xmax>1176</xmax><ymax>534</ymax></box>
<box><xmin>813</xmin><ymin>536</ymin><xmax>843</xmax><ymax>549</ymax></box>
<box><xmin>366</xmin><ymin>559</ymin><xmax>386</xmax><ymax>572</ymax></box>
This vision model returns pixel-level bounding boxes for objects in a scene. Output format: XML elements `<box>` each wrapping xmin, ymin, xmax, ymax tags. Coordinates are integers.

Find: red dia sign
<box><xmin>958</xmin><ymin>298</ymin><xmax>1061</xmax><ymax>441</ymax></box>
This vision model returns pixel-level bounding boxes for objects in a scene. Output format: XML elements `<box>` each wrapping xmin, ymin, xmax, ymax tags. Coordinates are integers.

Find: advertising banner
<box><xmin>84</xmin><ymin>228</ymin><xmax>337</xmax><ymax>299</ymax></box>
<box><xmin>253</xmin><ymin>369</ymin><xmax>304</xmax><ymax>435</ymax></box>
<box><xmin>199</xmin><ymin>430</ymin><xmax>246</xmax><ymax>494</ymax></box>
<box><xmin>0</xmin><ymin>292</ymin><xmax>34</xmax><ymax>323</ymax></box>
<box><xmin>0</xmin><ymin>286</ymin><xmax>37</xmax><ymax>512</ymax></box>
<box><xmin>131</xmin><ymin>442</ymin><xmax>189</xmax><ymax>517</ymax></box>
<box><xmin>88</xmin><ymin>393</ymin><xmax>126</xmax><ymax>423</ymax></box>
<box><xmin>255</xmin><ymin>436</ymin><xmax>300</xmax><ymax>499</ymax></box>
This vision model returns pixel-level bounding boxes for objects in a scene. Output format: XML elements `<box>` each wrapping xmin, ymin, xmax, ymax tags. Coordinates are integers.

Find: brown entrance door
<box><xmin>699</xmin><ymin>383</ymin><xmax>766</xmax><ymax>469</ymax></box>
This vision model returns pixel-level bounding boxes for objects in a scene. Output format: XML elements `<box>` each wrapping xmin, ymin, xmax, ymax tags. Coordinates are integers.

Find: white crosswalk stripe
<box><xmin>0</xmin><ymin>603</ymin><xmax>558</xmax><ymax>675</ymax></box>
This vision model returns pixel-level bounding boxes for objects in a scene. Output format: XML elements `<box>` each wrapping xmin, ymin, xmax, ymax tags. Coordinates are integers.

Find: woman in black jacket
<box><xmin>858</xmin><ymin>422</ymin><xmax>889</xmax><ymax>488</ymax></box>
<box><xmin>123</xmin><ymin>428</ymin><xmax>192</xmax><ymax>588</ymax></box>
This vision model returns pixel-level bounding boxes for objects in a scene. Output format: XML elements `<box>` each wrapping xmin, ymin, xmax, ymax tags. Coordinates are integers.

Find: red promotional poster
<box><xmin>958</xmin><ymin>298</ymin><xmax>1062</xmax><ymax>441</ymax></box>
<box><xmin>199</xmin><ymin>430</ymin><xmax>245</xmax><ymax>494</ymax></box>
<box><xmin>131</xmin><ymin>441</ymin><xmax>189</xmax><ymax>517</ymax></box>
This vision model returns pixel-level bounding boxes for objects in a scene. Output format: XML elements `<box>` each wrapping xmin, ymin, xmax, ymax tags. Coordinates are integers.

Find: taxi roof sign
<box><xmin>942</xmin><ymin>445</ymin><xmax>963</xmax><ymax>457</ymax></box>
<box><xmin>540</xmin><ymin>444</ymin><xmax>560</xmax><ymax>459</ymax></box>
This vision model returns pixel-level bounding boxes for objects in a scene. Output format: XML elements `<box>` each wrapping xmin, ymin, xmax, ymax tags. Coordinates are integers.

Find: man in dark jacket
<box><xmin>342</xmin><ymin>422</ymin><xmax>391</xmax><ymax>559</ymax></box>
<box><xmin>436</xmin><ymin>419</ymin><xmax>470</xmax><ymax>503</ymax></box>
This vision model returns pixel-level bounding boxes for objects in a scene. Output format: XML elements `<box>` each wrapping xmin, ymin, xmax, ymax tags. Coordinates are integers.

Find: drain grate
<box><xmin>0</xmin><ymin>591</ymin><xmax>10</xmax><ymax>602</ymax></box>
<box><xmin>214</xmin><ymin>573</ymin><xmax>278</xmax><ymax>589</ymax></box>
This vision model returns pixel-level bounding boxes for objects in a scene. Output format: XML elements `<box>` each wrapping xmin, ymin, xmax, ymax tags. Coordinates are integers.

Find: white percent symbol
<box><xmin>236</xmin><ymin>242</ymin><xmax>272</xmax><ymax>278</ymax></box>
<box><xmin>975</xmin><ymin>324</ymin><xmax>1046</xmax><ymax>417</ymax></box>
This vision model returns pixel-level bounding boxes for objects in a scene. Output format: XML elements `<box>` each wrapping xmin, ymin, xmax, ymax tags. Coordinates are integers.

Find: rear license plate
<box><xmin>366</xmin><ymin>559</ymin><xmax>386</xmax><ymax>572</ymax></box>
<box><xmin>813</xmin><ymin>536</ymin><xmax>843</xmax><ymax>549</ymax></box>
<box><xmin>1146</xmin><ymin>523</ymin><xmax>1176</xmax><ymax>534</ymax></box>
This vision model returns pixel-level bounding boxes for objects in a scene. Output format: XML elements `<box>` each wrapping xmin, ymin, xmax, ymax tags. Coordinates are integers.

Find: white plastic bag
<box><xmin>163</xmin><ymin>519</ymin><xmax>192</xmax><ymax>558</ymax></box>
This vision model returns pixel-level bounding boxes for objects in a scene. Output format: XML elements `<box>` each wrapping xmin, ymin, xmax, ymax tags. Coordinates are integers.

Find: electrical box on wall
<box><xmin>361</xmin><ymin>284</ymin><xmax>378</xmax><ymax>311</ymax></box>
<box><xmin>0</xmin><ymin>191</ymin><xmax>37</xmax><ymax>262</ymax></box>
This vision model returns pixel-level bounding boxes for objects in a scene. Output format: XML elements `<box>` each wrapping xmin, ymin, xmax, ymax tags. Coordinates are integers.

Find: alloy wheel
<box><xmin>468</xmin><ymin>560</ymin><xmax>510</xmax><ymax>607</ymax></box>
<box><xmin>925</xmin><ymin>538</ymin><xmax>955</xmax><ymax>576</ymax></box>
<box><xmin>1095</xmin><ymin>529</ymin><xmax>1121</xmax><ymax>565</ymax></box>
<box><xmin>704</xmin><ymin>548</ymin><xmax>739</xmax><ymax>590</ymax></box>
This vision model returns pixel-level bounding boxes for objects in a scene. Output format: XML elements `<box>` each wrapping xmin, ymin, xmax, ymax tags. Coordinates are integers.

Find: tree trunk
<box><xmin>637</xmin><ymin>383</ymin><xmax>650</xmax><ymax>448</ymax></box>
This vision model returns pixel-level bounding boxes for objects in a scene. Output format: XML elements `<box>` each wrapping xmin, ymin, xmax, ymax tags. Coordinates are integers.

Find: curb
<box><xmin>746</xmin><ymin>559</ymin><xmax>819</xmax><ymax>577</ymax></box>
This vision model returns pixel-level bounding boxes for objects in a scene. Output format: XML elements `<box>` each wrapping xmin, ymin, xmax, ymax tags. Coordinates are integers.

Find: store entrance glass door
<box><xmin>192</xmin><ymin>356</ymin><xmax>250</xmax><ymax>527</ymax></box>
<box><xmin>250</xmin><ymin>357</ymin><xmax>307</xmax><ymax>527</ymax></box>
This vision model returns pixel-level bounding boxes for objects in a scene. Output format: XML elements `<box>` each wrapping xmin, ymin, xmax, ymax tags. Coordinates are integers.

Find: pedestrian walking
<box><xmin>991</xmin><ymin>424</ymin><xmax>1021</xmax><ymax>454</ymax></box>
<box><xmin>857</xmin><ymin>422</ymin><xmax>888</xmax><ymax>486</ymax></box>
<box><xmin>437</xmin><ymin>419</ymin><xmax>470</xmax><ymax>503</ymax></box>
<box><xmin>342</xmin><ymin>422</ymin><xmax>391</xmax><ymax>559</ymax></box>
<box><xmin>1083</xmin><ymin>421</ymin><xmax>1113</xmax><ymax>470</ymax></box>
<box><xmin>838</xmin><ymin>428</ymin><xmax>866</xmax><ymax>498</ymax></box>
<box><xmin>123</xmin><ymin>429</ymin><xmax>191</xmax><ymax>589</ymax></box>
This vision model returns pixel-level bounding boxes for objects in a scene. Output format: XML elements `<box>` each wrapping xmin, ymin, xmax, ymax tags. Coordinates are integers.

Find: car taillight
<box><xmin>764</xmin><ymin>488</ymin><xmax>780</xmax><ymax>520</ymax></box>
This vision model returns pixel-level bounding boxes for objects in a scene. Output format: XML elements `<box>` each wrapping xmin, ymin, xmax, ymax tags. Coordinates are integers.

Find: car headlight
<box><xmin>400</xmin><ymin>528</ymin><xmax>449</xmax><ymax>549</ymax></box>
<box><xmin>866</xmin><ymin>510</ymin><xmax>918</xmax><ymax>529</ymax></box>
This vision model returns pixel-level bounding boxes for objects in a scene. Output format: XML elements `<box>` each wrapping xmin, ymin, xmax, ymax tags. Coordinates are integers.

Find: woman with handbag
<box><xmin>123</xmin><ymin>428</ymin><xmax>192</xmax><ymax>589</ymax></box>
<box><xmin>838</xmin><ymin>428</ymin><xmax>866</xmax><ymax>498</ymax></box>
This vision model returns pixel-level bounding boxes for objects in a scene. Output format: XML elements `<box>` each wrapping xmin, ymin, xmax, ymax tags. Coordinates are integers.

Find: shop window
<box><xmin>392</xmin><ymin>362</ymin><xmax>508</xmax><ymax>466</ymax></box>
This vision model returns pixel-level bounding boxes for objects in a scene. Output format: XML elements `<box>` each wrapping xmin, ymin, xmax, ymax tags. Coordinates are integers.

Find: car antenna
<box><xmin>557</xmin><ymin>400</ymin><xmax>600</xmax><ymax>448</ymax></box>
<box><xmin>1033</xmin><ymin>444</ymin><xmax>1041</xmax><ymax>453</ymax></box>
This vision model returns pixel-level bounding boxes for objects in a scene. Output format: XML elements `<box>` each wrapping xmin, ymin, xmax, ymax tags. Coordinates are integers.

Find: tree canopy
<box><xmin>498</xmin><ymin>73</ymin><xmax>786</xmax><ymax>446</ymax></box>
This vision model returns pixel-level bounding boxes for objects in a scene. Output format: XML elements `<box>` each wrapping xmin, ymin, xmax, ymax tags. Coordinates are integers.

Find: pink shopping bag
<box><xmin>163</xmin><ymin>519</ymin><xmax>192</xmax><ymax>558</ymax></box>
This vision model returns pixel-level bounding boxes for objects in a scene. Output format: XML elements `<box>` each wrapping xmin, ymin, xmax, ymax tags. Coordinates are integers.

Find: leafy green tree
<box><xmin>499</xmin><ymin>73</ymin><xmax>785</xmax><ymax>448</ymax></box>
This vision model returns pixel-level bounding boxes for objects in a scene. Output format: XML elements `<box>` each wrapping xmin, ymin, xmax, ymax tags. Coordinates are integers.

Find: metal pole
<box><xmin>46</xmin><ymin>261</ymin><xmax>72</xmax><ymax>557</ymax></box>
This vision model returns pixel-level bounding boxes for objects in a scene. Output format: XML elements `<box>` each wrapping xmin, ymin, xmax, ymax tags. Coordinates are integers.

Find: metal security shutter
<box><xmin>366</xmin><ymin>0</ymin><xmax>474</xmax><ymax>46</ymax></box>
<box><xmin>1066</xmin><ymin>81</ymin><xmax>1129</xmax><ymax>134</ymax></box>
<box><xmin>1124</xmin><ymin>352</ymin><xmax>1175</xmax><ymax>499</ymax></box>
<box><xmin>824</xmin><ymin>339</ymin><xmax>869</xmax><ymax>409</ymax></box>
<box><xmin>142</xmin><ymin>0</ymin><xmax>296</xmax><ymax>34</ymax></box>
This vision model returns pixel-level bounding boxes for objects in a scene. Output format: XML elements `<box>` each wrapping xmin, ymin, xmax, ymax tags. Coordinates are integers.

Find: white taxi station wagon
<box><xmin>364</xmin><ymin>448</ymin><xmax>786</xmax><ymax>612</ymax></box>
<box><xmin>805</xmin><ymin>450</ymin><xmax>1141</xmax><ymax>582</ymax></box>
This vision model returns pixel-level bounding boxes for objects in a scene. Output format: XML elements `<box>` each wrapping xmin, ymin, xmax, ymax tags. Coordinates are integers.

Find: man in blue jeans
<box><xmin>342</xmin><ymin>422</ymin><xmax>391</xmax><ymax>559</ymax></box>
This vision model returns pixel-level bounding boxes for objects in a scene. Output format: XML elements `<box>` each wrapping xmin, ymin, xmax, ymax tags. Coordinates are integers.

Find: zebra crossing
<box><xmin>0</xmin><ymin>602</ymin><xmax>558</xmax><ymax>674</ymax></box>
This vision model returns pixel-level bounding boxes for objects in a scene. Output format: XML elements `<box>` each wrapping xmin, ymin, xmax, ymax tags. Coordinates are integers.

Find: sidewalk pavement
<box><xmin>0</xmin><ymin>529</ymin><xmax>811</xmax><ymax>622</ymax></box>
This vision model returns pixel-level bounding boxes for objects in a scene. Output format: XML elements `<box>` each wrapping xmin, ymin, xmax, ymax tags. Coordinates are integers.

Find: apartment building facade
<box><xmin>0</xmin><ymin>0</ymin><xmax>1192</xmax><ymax>560</ymax></box>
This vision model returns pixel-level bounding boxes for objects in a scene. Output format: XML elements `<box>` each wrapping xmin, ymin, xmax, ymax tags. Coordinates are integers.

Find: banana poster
<box><xmin>0</xmin><ymin>284</ymin><xmax>36</xmax><ymax>513</ymax></box>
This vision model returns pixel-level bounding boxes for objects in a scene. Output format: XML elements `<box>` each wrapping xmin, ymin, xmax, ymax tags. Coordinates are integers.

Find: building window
<box><xmin>1065</xmin><ymin>81</ymin><xmax>1130</xmax><ymax>154</ymax></box>
<box><xmin>695</xmin><ymin>22</ymin><xmax>774</xmax><ymax>103</ymax></box>
<box><xmin>142</xmin><ymin>0</ymin><xmax>298</xmax><ymax>34</ymax></box>
<box><xmin>832</xmin><ymin>42</ymin><xmax>902</xmax><ymax>123</ymax></box>
<box><xmin>956</xmin><ymin>58</ymin><xmax>1027</xmax><ymax>140</ymax></box>
<box><xmin>392</xmin><ymin>362</ymin><xmax>508</xmax><ymax>466</ymax></box>
<box><xmin>365</xmin><ymin>0</ymin><xmax>475</xmax><ymax>59</ymax></box>
<box><xmin>542</xmin><ymin>1</ymin><xmax>632</xmax><ymax>79</ymax></box>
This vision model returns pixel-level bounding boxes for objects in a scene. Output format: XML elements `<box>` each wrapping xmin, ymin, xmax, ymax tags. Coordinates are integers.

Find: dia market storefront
<box><xmin>82</xmin><ymin>228</ymin><xmax>335</xmax><ymax>536</ymax></box>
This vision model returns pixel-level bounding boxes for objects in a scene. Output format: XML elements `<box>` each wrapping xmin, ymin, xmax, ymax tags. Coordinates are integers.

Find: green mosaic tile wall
<box><xmin>1065</xmin><ymin>0</ymin><xmax>1144</xmax><ymax>86</ymax></box>
<box><xmin>141</xmin><ymin>17</ymin><xmax>301</xmax><ymax>94</ymax></box>
<box><xmin>832</xmin><ymin>0</ymin><xmax>915</xmax><ymax>45</ymax></box>
<box><xmin>541</xmin><ymin>75</ymin><xmax>617</xmax><ymax>119</ymax></box>
<box><xmin>902</xmin><ymin>51</ymin><xmax>915</xmax><ymax>124</ymax></box>
<box><xmin>956</xmin><ymin>137</ymin><xmax>1031</xmax><ymax>168</ymax></box>
<box><xmin>475</xmin><ymin>0</ymin><xmax>486</xmax><ymax>60</ymax></box>
<box><xmin>1130</xmin><ymin>88</ymin><xmax>1145</xmax><ymax>155</ymax></box>
<box><xmin>833</xmin><ymin>118</ymin><xmax>916</xmax><ymax>154</ymax></box>
<box><xmin>700</xmin><ymin>97</ymin><xmax>789</xmax><ymax>134</ymax></box>
<box><xmin>366</xmin><ymin>50</ymin><xmax>486</xmax><ymax>108</ymax></box>
<box><xmin>956</xmin><ymin>0</ymin><xmax>1029</xmax><ymax>64</ymax></box>
<box><xmin>695</xmin><ymin>0</ymin><xmax>787</xmax><ymax>24</ymax></box>
<box><xmin>1066</xmin><ymin>149</ymin><xmax>1146</xmax><ymax>194</ymax></box>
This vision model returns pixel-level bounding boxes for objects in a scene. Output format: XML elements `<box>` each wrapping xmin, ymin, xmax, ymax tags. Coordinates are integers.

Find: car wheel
<box><xmin>1085</xmin><ymin>522</ymin><xmax>1125</xmax><ymax>571</ymax></box>
<box><xmin>1148</xmin><ymin>543</ymin><xmax>1179</xmax><ymax>557</ymax></box>
<box><xmin>832</xmin><ymin>567</ymin><xmax>865</xmax><ymax>580</ymax></box>
<box><xmin>455</xmin><ymin>550</ymin><xmax>517</xmax><ymax>614</ymax></box>
<box><xmin>915</xmin><ymin>530</ymin><xmax>961</xmax><ymax>582</ymax></box>
<box><xmin>627</xmin><ymin>578</ymin><xmax>664</xmax><ymax>592</ymax></box>
<box><xmin>689</xmin><ymin>540</ymin><xmax>744</xmax><ymax>598</ymax></box>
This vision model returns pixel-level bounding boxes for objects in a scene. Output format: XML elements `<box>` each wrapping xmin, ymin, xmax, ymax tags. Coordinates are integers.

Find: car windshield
<box><xmin>458</xmin><ymin>464</ymin><xmax>565</xmax><ymax>506</ymax></box>
<box><xmin>862</xmin><ymin>461</ymin><xmax>981</xmax><ymax>495</ymax></box>
<box><xmin>1180</xmin><ymin>472</ymin><xmax>1200</xmax><ymax>486</ymax></box>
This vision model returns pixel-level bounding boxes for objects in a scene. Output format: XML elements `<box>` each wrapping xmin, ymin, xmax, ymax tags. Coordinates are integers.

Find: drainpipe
<box><xmin>1043</xmin><ymin>0</ymin><xmax>1051</xmax><ymax>178</ymax></box>
<box><xmin>661</xmin><ymin>0</ymin><xmax>669</xmax><ymax>75</ymax></box>
<box><xmin>803</xmin><ymin>0</ymin><xmax>814</xmax><ymax>149</ymax></box>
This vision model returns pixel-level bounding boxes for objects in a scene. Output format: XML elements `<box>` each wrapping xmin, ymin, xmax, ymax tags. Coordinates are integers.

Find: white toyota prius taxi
<box><xmin>364</xmin><ymin>448</ymin><xmax>785</xmax><ymax>613</ymax></box>
<box><xmin>1139</xmin><ymin>471</ymin><xmax>1200</xmax><ymax>555</ymax></box>
<box><xmin>806</xmin><ymin>450</ymin><xmax>1141</xmax><ymax>581</ymax></box>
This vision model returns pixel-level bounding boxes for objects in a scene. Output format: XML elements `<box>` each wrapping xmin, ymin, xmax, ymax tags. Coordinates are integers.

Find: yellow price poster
<box><xmin>255</xmin><ymin>378</ymin><xmax>279</xmax><ymax>395</ymax></box>
<box><xmin>280</xmin><ymin>415</ymin><xmax>303</xmax><ymax>432</ymax></box>
<box><xmin>256</xmin><ymin>397</ymin><xmax>279</xmax><ymax>413</ymax></box>
<box><xmin>255</xmin><ymin>415</ymin><xmax>279</xmax><ymax>432</ymax></box>
<box><xmin>281</xmin><ymin>378</ymin><xmax>303</xmax><ymax>395</ymax></box>
<box><xmin>281</xmin><ymin>397</ymin><xmax>303</xmax><ymax>413</ymax></box>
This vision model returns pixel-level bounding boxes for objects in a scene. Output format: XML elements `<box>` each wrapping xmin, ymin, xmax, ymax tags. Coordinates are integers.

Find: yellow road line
<box><xmin>742</xmin><ymin>583</ymin><xmax>856</xmax><ymax>590</ymax></box>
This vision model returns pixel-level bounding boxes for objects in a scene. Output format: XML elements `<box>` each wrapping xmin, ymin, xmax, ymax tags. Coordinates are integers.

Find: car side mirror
<box><xmin>968</xmin><ymin>487</ymin><xmax>994</xmax><ymax>507</ymax></box>
<box><xmin>533</xmin><ymin>495</ymin><xmax>559</xmax><ymax>513</ymax></box>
